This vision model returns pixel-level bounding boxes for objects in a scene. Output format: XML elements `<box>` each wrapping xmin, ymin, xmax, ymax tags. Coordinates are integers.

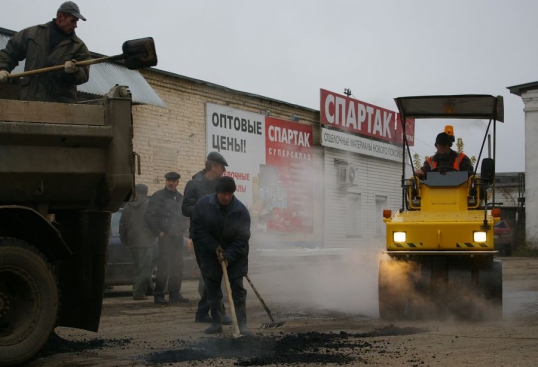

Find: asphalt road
<box><xmin>24</xmin><ymin>254</ymin><xmax>538</xmax><ymax>366</ymax></box>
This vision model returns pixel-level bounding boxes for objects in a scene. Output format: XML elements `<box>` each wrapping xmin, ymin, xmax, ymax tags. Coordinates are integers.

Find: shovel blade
<box><xmin>122</xmin><ymin>37</ymin><xmax>158</xmax><ymax>70</ymax></box>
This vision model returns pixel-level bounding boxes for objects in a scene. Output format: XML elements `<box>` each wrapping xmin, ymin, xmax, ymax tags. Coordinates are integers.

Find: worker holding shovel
<box><xmin>191</xmin><ymin>176</ymin><xmax>251</xmax><ymax>335</ymax></box>
<box><xmin>0</xmin><ymin>2</ymin><xmax>91</xmax><ymax>103</ymax></box>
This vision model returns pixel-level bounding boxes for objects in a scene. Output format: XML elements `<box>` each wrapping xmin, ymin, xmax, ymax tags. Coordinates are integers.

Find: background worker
<box><xmin>191</xmin><ymin>176</ymin><xmax>251</xmax><ymax>335</ymax></box>
<box><xmin>0</xmin><ymin>1</ymin><xmax>91</xmax><ymax>102</ymax></box>
<box><xmin>119</xmin><ymin>184</ymin><xmax>156</xmax><ymax>300</ymax></box>
<box><xmin>182</xmin><ymin>151</ymin><xmax>232</xmax><ymax>325</ymax></box>
<box><xmin>414</xmin><ymin>132</ymin><xmax>473</xmax><ymax>177</ymax></box>
<box><xmin>146</xmin><ymin>172</ymin><xmax>190</xmax><ymax>305</ymax></box>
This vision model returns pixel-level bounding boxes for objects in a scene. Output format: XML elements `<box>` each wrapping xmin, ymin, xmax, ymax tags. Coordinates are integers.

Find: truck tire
<box><xmin>0</xmin><ymin>238</ymin><xmax>59</xmax><ymax>366</ymax></box>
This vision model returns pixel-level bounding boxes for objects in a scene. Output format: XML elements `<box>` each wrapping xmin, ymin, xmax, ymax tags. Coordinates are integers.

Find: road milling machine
<box><xmin>379</xmin><ymin>94</ymin><xmax>503</xmax><ymax>320</ymax></box>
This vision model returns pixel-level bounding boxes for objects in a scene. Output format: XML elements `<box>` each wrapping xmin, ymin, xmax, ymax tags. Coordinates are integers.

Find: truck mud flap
<box><xmin>54</xmin><ymin>211</ymin><xmax>110</xmax><ymax>332</ymax></box>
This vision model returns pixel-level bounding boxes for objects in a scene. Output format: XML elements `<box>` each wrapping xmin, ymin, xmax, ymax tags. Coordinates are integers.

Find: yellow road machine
<box><xmin>379</xmin><ymin>94</ymin><xmax>503</xmax><ymax>320</ymax></box>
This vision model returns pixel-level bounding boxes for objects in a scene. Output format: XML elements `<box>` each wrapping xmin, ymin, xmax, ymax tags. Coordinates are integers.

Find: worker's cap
<box><xmin>164</xmin><ymin>172</ymin><xmax>180</xmax><ymax>180</ymax></box>
<box><xmin>207</xmin><ymin>151</ymin><xmax>228</xmax><ymax>166</ymax></box>
<box><xmin>215</xmin><ymin>176</ymin><xmax>236</xmax><ymax>193</ymax></box>
<box><xmin>135</xmin><ymin>183</ymin><xmax>148</xmax><ymax>195</ymax></box>
<box><xmin>58</xmin><ymin>1</ymin><xmax>86</xmax><ymax>21</ymax></box>
<box><xmin>435</xmin><ymin>132</ymin><xmax>453</xmax><ymax>147</ymax></box>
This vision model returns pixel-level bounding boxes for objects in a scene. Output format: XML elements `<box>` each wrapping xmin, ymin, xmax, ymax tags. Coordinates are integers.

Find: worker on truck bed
<box><xmin>0</xmin><ymin>1</ymin><xmax>91</xmax><ymax>103</ymax></box>
<box><xmin>414</xmin><ymin>132</ymin><xmax>473</xmax><ymax>178</ymax></box>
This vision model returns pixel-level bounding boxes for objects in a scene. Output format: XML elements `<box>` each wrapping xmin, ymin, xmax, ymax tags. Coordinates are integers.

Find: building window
<box><xmin>375</xmin><ymin>196</ymin><xmax>388</xmax><ymax>237</ymax></box>
<box><xmin>346</xmin><ymin>192</ymin><xmax>362</xmax><ymax>236</ymax></box>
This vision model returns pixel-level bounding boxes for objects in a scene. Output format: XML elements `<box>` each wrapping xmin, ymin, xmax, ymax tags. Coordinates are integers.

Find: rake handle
<box><xmin>245</xmin><ymin>274</ymin><xmax>276</xmax><ymax>323</ymax></box>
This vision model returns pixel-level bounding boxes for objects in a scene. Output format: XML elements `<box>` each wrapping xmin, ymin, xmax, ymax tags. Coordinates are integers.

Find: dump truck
<box><xmin>0</xmin><ymin>85</ymin><xmax>135</xmax><ymax>366</ymax></box>
<box><xmin>379</xmin><ymin>94</ymin><xmax>503</xmax><ymax>320</ymax></box>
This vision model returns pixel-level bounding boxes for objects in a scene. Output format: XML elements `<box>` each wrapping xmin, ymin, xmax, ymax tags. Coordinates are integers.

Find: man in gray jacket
<box><xmin>119</xmin><ymin>184</ymin><xmax>157</xmax><ymax>300</ymax></box>
<box><xmin>0</xmin><ymin>2</ymin><xmax>91</xmax><ymax>103</ymax></box>
<box><xmin>183</xmin><ymin>151</ymin><xmax>232</xmax><ymax>324</ymax></box>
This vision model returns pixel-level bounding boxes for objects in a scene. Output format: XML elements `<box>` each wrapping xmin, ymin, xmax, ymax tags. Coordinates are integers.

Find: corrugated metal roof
<box><xmin>0</xmin><ymin>32</ymin><xmax>166</xmax><ymax>107</ymax></box>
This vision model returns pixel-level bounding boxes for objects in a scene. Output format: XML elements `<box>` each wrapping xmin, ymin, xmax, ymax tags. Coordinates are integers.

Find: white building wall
<box><xmin>323</xmin><ymin>147</ymin><xmax>401</xmax><ymax>250</ymax></box>
<box><xmin>522</xmin><ymin>90</ymin><xmax>538</xmax><ymax>248</ymax></box>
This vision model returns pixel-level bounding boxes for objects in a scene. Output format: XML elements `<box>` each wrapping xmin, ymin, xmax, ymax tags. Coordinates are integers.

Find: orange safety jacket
<box><xmin>426</xmin><ymin>152</ymin><xmax>467</xmax><ymax>171</ymax></box>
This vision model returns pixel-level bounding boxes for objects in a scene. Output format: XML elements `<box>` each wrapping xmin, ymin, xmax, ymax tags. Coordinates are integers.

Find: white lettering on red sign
<box><xmin>268</xmin><ymin>125</ymin><xmax>311</xmax><ymax>147</ymax></box>
<box><xmin>322</xmin><ymin>91</ymin><xmax>393</xmax><ymax>139</ymax></box>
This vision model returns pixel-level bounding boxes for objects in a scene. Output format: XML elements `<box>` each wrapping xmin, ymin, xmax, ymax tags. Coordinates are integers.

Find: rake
<box><xmin>245</xmin><ymin>274</ymin><xmax>285</xmax><ymax>329</ymax></box>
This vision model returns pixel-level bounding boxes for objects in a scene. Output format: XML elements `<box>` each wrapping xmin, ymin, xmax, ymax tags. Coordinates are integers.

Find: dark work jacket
<box><xmin>119</xmin><ymin>196</ymin><xmax>156</xmax><ymax>248</ymax></box>
<box><xmin>191</xmin><ymin>194</ymin><xmax>251</xmax><ymax>281</ymax></box>
<box><xmin>0</xmin><ymin>21</ymin><xmax>90</xmax><ymax>103</ymax></box>
<box><xmin>145</xmin><ymin>188</ymin><xmax>188</xmax><ymax>241</ymax></box>
<box><xmin>420</xmin><ymin>150</ymin><xmax>473</xmax><ymax>175</ymax></box>
<box><xmin>182</xmin><ymin>169</ymin><xmax>218</xmax><ymax>237</ymax></box>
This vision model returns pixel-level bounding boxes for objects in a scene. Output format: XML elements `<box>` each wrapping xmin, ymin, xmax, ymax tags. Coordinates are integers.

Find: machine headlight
<box><xmin>393</xmin><ymin>232</ymin><xmax>406</xmax><ymax>243</ymax></box>
<box><xmin>474</xmin><ymin>231</ymin><xmax>487</xmax><ymax>242</ymax></box>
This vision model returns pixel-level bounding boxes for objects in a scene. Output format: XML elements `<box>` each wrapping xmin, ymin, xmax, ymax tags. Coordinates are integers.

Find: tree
<box><xmin>456</xmin><ymin>137</ymin><xmax>477</xmax><ymax>167</ymax></box>
<box><xmin>413</xmin><ymin>153</ymin><xmax>422</xmax><ymax>170</ymax></box>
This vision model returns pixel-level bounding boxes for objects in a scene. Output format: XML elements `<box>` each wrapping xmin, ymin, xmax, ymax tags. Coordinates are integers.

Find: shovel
<box><xmin>8</xmin><ymin>37</ymin><xmax>158</xmax><ymax>79</ymax></box>
<box><xmin>221</xmin><ymin>260</ymin><xmax>241</xmax><ymax>338</ymax></box>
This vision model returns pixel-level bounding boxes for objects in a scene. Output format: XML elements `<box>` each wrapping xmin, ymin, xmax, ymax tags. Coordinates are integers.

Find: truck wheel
<box><xmin>148</xmin><ymin>260</ymin><xmax>168</xmax><ymax>295</ymax></box>
<box><xmin>0</xmin><ymin>238</ymin><xmax>59</xmax><ymax>366</ymax></box>
<box><xmin>146</xmin><ymin>260</ymin><xmax>158</xmax><ymax>296</ymax></box>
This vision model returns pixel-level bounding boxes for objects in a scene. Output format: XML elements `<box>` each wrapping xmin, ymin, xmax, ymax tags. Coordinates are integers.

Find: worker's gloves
<box><xmin>0</xmin><ymin>70</ymin><xmax>9</xmax><ymax>83</ymax></box>
<box><xmin>64</xmin><ymin>60</ymin><xmax>77</xmax><ymax>73</ymax></box>
<box><xmin>216</xmin><ymin>245</ymin><xmax>227</xmax><ymax>264</ymax></box>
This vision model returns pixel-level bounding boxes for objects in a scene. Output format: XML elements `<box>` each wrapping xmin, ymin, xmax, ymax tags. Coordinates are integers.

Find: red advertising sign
<box><xmin>320</xmin><ymin>89</ymin><xmax>414</xmax><ymax>146</ymax></box>
<box><xmin>259</xmin><ymin>117</ymin><xmax>314</xmax><ymax>232</ymax></box>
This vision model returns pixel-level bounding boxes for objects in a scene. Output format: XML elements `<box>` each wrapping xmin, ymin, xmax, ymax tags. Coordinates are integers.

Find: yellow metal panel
<box><xmin>386</xmin><ymin>214</ymin><xmax>495</xmax><ymax>251</ymax></box>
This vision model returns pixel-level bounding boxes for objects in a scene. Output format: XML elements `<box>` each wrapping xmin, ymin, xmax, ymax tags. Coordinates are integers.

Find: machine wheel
<box><xmin>378</xmin><ymin>259</ymin><xmax>406</xmax><ymax>319</ymax></box>
<box><xmin>0</xmin><ymin>238</ymin><xmax>59</xmax><ymax>366</ymax></box>
<box><xmin>477</xmin><ymin>260</ymin><xmax>503</xmax><ymax>319</ymax></box>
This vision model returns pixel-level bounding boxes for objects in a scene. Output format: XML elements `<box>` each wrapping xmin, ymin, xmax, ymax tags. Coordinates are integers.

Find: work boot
<box><xmin>204</xmin><ymin>322</ymin><xmax>223</xmax><ymax>334</ymax></box>
<box><xmin>235</xmin><ymin>301</ymin><xmax>250</xmax><ymax>335</ymax></box>
<box><xmin>205</xmin><ymin>304</ymin><xmax>222</xmax><ymax>334</ymax></box>
<box><xmin>169</xmin><ymin>294</ymin><xmax>189</xmax><ymax>304</ymax></box>
<box><xmin>222</xmin><ymin>314</ymin><xmax>233</xmax><ymax>325</ymax></box>
<box><xmin>154</xmin><ymin>296</ymin><xmax>168</xmax><ymax>305</ymax></box>
<box><xmin>195</xmin><ymin>314</ymin><xmax>213</xmax><ymax>323</ymax></box>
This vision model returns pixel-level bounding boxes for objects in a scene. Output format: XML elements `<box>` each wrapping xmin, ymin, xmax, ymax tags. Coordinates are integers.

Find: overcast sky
<box><xmin>2</xmin><ymin>0</ymin><xmax>535</xmax><ymax>172</ymax></box>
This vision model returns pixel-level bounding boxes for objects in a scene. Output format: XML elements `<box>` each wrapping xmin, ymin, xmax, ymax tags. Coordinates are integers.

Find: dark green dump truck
<box><xmin>0</xmin><ymin>85</ymin><xmax>135</xmax><ymax>366</ymax></box>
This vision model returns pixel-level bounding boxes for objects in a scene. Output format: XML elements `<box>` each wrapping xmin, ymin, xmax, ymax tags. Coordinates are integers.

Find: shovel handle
<box><xmin>221</xmin><ymin>260</ymin><xmax>241</xmax><ymax>337</ymax></box>
<box><xmin>8</xmin><ymin>54</ymin><xmax>123</xmax><ymax>79</ymax></box>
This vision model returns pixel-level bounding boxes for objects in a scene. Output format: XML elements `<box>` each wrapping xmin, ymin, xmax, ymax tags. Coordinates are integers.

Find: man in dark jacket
<box><xmin>192</xmin><ymin>176</ymin><xmax>251</xmax><ymax>335</ymax></box>
<box><xmin>119</xmin><ymin>184</ymin><xmax>156</xmax><ymax>300</ymax></box>
<box><xmin>182</xmin><ymin>151</ymin><xmax>231</xmax><ymax>324</ymax></box>
<box><xmin>415</xmin><ymin>132</ymin><xmax>473</xmax><ymax>178</ymax></box>
<box><xmin>0</xmin><ymin>2</ymin><xmax>91</xmax><ymax>103</ymax></box>
<box><xmin>146</xmin><ymin>172</ymin><xmax>190</xmax><ymax>305</ymax></box>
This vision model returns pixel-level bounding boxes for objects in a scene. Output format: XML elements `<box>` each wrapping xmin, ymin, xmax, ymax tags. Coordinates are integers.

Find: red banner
<box><xmin>320</xmin><ymin>89</ymin><xmax>414</xmax><ymax>146</ymax></box>
<box><xmin>259</xmin><ymin>117</ymin><xmax>314</xmax><ymax>232</ymax></box>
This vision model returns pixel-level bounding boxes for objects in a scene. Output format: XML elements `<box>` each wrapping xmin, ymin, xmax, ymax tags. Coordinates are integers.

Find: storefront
<box><xmin>319</xmin><ymin>89</ymin><xmax>414</xmax><ymax>249</ymax></box>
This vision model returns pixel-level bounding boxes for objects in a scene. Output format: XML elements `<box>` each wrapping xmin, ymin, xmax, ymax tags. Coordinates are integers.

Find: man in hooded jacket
<box><xmin>119</xmin><ymin>184</ymin><xmax>156</xmax><ymax>300</ymax></box>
